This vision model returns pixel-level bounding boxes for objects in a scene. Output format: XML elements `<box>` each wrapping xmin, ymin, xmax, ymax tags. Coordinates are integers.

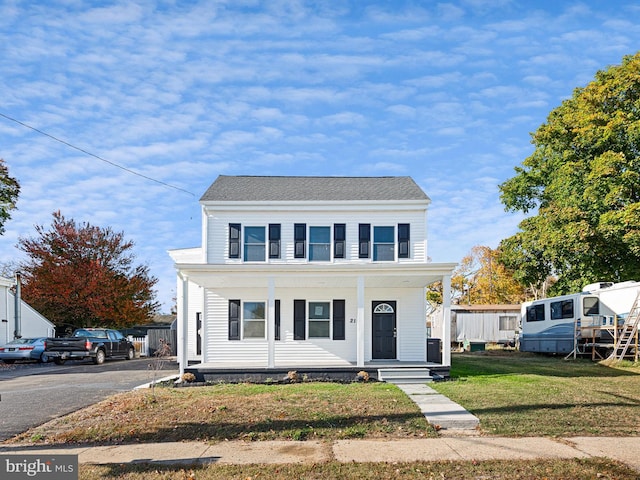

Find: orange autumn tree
<box><xmin>18</xmin><ymin>211</ymin><xmax>159</xmax><ymax>330</ymax></box>
<box><xmin>453</xmin><ymin>245</ymin><xmax>527</xmax><ymax>305</ymax></box>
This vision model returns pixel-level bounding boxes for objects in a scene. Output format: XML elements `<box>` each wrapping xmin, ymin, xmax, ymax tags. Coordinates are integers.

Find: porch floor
<box><xmin>185</xmin><ymin>361</ymin><xmax>449</xmax><ymax>383</ymax></box>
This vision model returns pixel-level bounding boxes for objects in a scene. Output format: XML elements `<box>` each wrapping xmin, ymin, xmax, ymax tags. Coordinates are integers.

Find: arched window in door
<box><xmin>373</xmin><ymin>303</ymin><xmax>394</xmax><ymax>314</ymax></box>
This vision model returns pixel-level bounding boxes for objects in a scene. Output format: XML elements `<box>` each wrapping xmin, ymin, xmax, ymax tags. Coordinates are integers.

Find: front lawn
<box><xmin>432</xmin><ymin>351</ymin><xmax>640</xmax><ymax>436</ymax></box>
<box><xmin>9</xmin><ymin>382</ymin><xmax>435</xmax><ymax>445</ymax></box>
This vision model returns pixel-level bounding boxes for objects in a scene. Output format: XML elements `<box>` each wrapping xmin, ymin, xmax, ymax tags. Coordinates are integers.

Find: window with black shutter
<box><xmin>359</xmin><ymin>223</ymin><xmax>370</xmax><ymax>258</ymax></box>
<box><xmin>228</xmin><ymin>300</ymin><xmax>240</xmax><ymax>340</ymax></box>
<box><xmin>398</xmin><ymin>223</ymin><xmax>410</xmax><ymax>259</ymax></box>
<box><xmin>333</xmin><ymin>299</ymin><xmax>345</xmax><ymax>340</ymax></box>
<box><xmin>229</xmin><ymin>224</ymin><xmax>241</xmax><ymax>259</ymax></box>
<box><xmin>196</xmin><ymin>312</ymin><xmax>202</xmax><ymax>354</ymax></box>
<box><xmin>294</xmin><ymin>223</ymin><xmax>306</xmax><ymax>258</ymax></box>
<box><xmin>294</xmin><ymin>299</ymin><xmax>306</xmax><ymax>340</ymax></box>
<box><xmin>269</xmin><ymin>224</ymin><xmax>281</xmax><ymax>259</ymax></box>
<box><xmin>275</xmin><ymin>299</ymin><xmax>281</xmax><ymax>341</ymax></box>
<box><xmin>334</xmin><ymin>223</ymin><xmax>346</xmax><ymax>259</ymax></box>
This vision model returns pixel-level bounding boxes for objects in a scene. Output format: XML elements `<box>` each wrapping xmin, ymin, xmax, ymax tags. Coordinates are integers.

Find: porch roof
<box><xmin>175</xmin><ymin>262</ymin><xmax>456</xmax><ymax>289</ymax></box>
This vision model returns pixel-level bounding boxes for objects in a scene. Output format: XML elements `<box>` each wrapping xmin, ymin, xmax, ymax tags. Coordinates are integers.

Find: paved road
<box><xmin>0</xmin><ymin>358</ymin><xmax>179</xmax><ymax>441</ymax></box>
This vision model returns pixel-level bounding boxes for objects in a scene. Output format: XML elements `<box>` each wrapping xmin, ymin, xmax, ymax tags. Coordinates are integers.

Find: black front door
<box><xmin>372</xmin><ymin>301</ymin><xmax>397</xmax><ymax>359</ymax></box>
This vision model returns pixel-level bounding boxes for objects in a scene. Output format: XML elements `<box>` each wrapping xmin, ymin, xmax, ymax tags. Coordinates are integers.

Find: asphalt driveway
<box><xmin>0</xmin><ymin>357</ymin><xmax>178</xmax><ymax>441</ymax></box>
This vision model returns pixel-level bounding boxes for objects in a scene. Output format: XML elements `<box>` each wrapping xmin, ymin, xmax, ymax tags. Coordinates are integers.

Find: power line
<box><xmin>0</xmin><ymin>111</ymin><xmax>196</xmax><ymax>197</ymax></box>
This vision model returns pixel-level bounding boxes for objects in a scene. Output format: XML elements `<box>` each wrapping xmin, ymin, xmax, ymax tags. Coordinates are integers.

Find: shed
<box><xmin>0</xmin><ymin>276</ymin><xmax>56</xmax><ymax>344</ymax></box>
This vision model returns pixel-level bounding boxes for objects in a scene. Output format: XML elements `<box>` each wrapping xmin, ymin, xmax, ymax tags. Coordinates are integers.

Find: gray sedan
<box><xmin>0</xmin><ymin>337</ymin><xmax>49</xmax><ymax>364</ymax></box>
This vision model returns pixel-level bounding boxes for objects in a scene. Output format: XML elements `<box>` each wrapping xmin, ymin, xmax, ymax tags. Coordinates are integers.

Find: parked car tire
<box><xmin>40</xmin><ymin>353</ymin><xmax>50</xmax><ymax>363</ymax></box>
<box><xmin>93</xmin><ymin>349</ymin><xmax>106</xmax><ymax>365</ymax></box>
<box><xmin>126</xmin><ymin>347</ymin><xmax>135</xmax><ymax>360</ymax></box>
<box><xmin>54</xmin><ymin>358</ymin><xmax>66</xmax><ymax>365</ymax></box>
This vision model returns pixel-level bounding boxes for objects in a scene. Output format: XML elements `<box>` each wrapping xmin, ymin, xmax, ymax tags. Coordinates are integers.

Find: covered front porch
<box><xmin>176</xmin><ymin>262</ymin><xmax>454</xmax><ymax>379</ymax></box>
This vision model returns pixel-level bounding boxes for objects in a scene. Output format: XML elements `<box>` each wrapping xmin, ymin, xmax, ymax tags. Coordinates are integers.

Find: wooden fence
<box><xmin>128</xmin><ymin>329</ymin><xmax>177</xmax><ymax>357</ymax></box>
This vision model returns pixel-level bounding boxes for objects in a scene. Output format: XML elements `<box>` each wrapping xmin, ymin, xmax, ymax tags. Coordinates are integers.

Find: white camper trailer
<box><xmin>520</xmin><ymin>281</ymin><xmax>640</xmax><ymax>359</ymax></box>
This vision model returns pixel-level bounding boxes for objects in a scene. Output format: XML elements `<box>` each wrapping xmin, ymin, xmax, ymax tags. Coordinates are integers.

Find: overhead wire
<box><xmin>0</xmin><ymin>111</ymin><xmax>196</xmax><ymax>197</ymax></box>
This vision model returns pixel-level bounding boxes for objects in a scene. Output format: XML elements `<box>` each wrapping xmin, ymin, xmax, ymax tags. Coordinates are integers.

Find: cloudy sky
<box><xmin>1</xmin><ymin>1</ymin><xmax>639</xmax><ymax>312</ymax></box>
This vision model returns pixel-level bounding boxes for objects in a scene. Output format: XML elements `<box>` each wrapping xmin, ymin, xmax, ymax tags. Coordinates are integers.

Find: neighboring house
<box><xmin>0</xmin><ymin>276</ymin><xmax>56</xmax><ymax>345</ymax></box>
<box><xmin>429</xmin><ymin>303</ymin><xmax>521</xmax><ymax>346</ymax></box>
<box><xmin>169</xmin><ymin>176</ymin><xmax>456</xmax><ymax>379</ymax></box>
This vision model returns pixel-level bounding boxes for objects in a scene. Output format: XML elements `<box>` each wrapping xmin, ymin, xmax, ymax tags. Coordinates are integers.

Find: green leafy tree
<box><xmin>0</xmin><ymin>159</ymin><xmax>20</xmax><ymax>235</ymax></box>
<box><xmin>499</xmin><ymin>52</ymin><xmax>640</xmax><ymax>295</ymax></box>
<box><xmin>18</xmin><ymin>211</ymin><xmax>160</xmax><ymax>329</ymax></box>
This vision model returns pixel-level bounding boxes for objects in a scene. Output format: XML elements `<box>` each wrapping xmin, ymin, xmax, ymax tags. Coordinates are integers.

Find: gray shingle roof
<box><xmin>200</xmin><ymin>175</ymin><xmax>430</xmax><ymax>202</ymax></box>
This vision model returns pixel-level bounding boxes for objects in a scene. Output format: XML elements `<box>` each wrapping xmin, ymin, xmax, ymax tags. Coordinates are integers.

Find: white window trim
<box><xmin>307</xmin><ymin>300</ymin><xmax>331</xmax><ymax>339</ymax></box>
<box><xmin>242</xmin><ymin>300</ymin><xmax>267</xmax><ymax>340</ymax></box>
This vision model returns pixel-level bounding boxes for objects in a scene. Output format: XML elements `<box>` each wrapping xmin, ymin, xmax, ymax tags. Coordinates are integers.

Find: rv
<box><xmin>520</xmin><ymin>281</ymin><xmax>640</xmax><ymax>357</ymax></box>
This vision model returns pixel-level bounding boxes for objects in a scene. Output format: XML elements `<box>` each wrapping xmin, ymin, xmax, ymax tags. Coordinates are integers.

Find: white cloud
<box><xmin>1</xmin><ymin>0</ymin><xmax>638</xmax><ymax>309</ymax></box>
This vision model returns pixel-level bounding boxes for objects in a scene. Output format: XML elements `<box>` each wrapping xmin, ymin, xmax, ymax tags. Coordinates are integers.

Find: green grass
<box><xmin>9</xmin><ymin>352</ymin><xmax>640</xmax><ymax>480</ymax></box>
<box><xmin>9</xmin><ymin>382</ymin><xmax>436</xmax><ymax>445</ymax></box>
<box><xmin>79</xmin><ymin>458</ymin><xmax>640</xmax><ymax>480</ymax></box>
<box><xmin>431</xmin><ymin>351</ymin><xmax>640</xmax><ymax>436</ymax></box>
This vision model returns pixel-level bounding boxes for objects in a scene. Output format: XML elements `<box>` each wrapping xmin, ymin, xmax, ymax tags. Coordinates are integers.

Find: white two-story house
<box><xmin>169</xmin><ymin>175</ymin><xmax>455</xmax><ymax>380</ymax></box>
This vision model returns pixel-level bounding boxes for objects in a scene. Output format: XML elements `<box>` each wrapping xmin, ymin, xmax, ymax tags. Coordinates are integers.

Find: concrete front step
<box><xmin>377</xmin><ymin>368</ymin><xmax>433</xmax><ymax>383</ymax></box>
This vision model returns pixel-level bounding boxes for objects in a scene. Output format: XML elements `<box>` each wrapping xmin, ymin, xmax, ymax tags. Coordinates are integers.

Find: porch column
<box><xmin>442</xmin><ymin>274</ymin><xmax>452</xmax><ymax>367</ymax></box>
<box><xmin>267</xmin><ymin>276</ymin><xmax>275</xmax><ymax>368</ymax></box>
<box><xmin>178</xmin><ymin>274</ymin><xmax>189</xmax><ymax>376</ymax></box>
<box><xmin>357</xmin><ymin>275</ymin><xmax>365</xmax><ymax>367</ymax></box>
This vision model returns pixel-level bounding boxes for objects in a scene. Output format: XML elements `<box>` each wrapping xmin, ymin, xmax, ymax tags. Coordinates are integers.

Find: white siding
<box><xmin>365</xmin><ymin>287</ymin><xmax>426</xmax><ymax>362</ymax></box>
<box><xmin>205</xmin><ymin>288</ymin><xmax>269</xmax><ymax>366</ymax></box>
<box><xmin>200</xmin><ymin>285</ymin><xmax>426</xmax><ymax>366</ymax></box>
<box><xmin>0</xmin><ymin>285</ymin><xmax>56</xmax><ymax>344</ymax></box>
<box><xmin>274</xmin><ymin>287</ymin><xmax>356</xmax><ymax>366</ymax></box>
<box><xmin>171</xmin><ymin>191</ymin><xmax>454</xmax><ymax>370</ymax></box>
<box><xmin>186</xmin><ymin>280</ymin><xmax>204</xmax><ymax>361</ymax></box>
<box><xmin>206</xmin><ymin>207</ymin><xmax>428</xmax><ymax>265</ymax></box>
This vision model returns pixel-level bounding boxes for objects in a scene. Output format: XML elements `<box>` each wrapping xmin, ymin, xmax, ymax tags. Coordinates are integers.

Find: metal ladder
<box><xmin>609</xmin><ymin>291</ymin><xmax>640</xmax><ymax>361</ymax></box>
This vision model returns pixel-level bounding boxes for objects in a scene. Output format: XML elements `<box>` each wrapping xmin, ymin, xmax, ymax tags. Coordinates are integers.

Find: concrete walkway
<box><xmin>1</xmin><ymin>437</ymin><xmax>639</xmax><ymax>471</ymax></box>
<box><xmin>394</xmin><ymin>383</ymin><xmax>480</xmax><ymax>432</ymax></box>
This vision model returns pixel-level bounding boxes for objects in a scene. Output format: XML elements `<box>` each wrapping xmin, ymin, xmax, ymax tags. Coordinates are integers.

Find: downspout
<box><xmin>14</xmin><ymin>271</ymin><xmax>22</xmax><ymax>339</ymax></box>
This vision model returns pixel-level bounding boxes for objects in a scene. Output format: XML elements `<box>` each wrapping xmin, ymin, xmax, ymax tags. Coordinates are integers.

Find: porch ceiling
<box><xmin>177</xmin><ymin>262</ymin><xmax>456</xmax><ymax>289</ymax></box>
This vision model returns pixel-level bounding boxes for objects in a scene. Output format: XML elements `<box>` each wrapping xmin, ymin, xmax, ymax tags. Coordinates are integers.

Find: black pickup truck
<box><xmin>44</xmin><ymin>328</ymin><xmax>135</xmax><ymax>365</ymax></box>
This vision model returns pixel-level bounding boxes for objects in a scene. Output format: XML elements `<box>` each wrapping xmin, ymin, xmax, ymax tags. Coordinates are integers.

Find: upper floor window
<box><xmin>373</xmin><ymin>226</ymin><xmax>395</xmax><ymax>261</ymax></box>
<box><xmin>244</xmin><ymin>226</ymin><xmax>265</xmax><ymax>261</ymax></box>
<box><xmin>309</xmin><ymin>226</ymin><xmax>330</xmax><ymax>261</ymax></box>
